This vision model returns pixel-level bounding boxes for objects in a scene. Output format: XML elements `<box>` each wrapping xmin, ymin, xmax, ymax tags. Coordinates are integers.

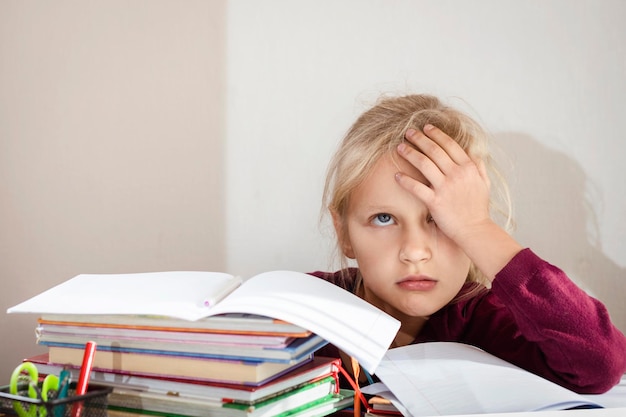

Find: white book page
<box><xmin>7</xmin><ymin>271</ymin><xmax>241</xmax><ymax>320</ymax></box>
<box><xmin>374</xmin><ymin>342</ymin><xmax>600</xmax><ymax>417</ymax></box>
<box><xmin>207</xmin><ymin>270</ymin><xmax>400</xmax><ymax>372</ymax></box>
<box><xmin>8</xmin><ymin>269</ymin><xmax>400</xmax><ymax>372</ymax></box>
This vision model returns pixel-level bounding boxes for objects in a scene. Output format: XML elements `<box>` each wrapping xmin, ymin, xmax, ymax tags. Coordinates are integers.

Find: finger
<box><xmin>396</xmin><ymin>142</ymin><xmax>444</xmax><ymax>188</ymax></box>
<box><xmin>473</xmin><ymin>157</ymin><xmax>491</xmax><ymax>191</ymax></box>
<box><xmin>394</xmin><ymin>171</ymin><xmax>434</xmax><ymax>204</ymax></box>
<box><xmin>421</xmin><ymin>124</ymin><xmax>471</xmax><ymax>166</ymax></box>
<box><xmin>404</xmin><ymin>128</ymin><xmax>457</xmax><ymax>174</ymax></box>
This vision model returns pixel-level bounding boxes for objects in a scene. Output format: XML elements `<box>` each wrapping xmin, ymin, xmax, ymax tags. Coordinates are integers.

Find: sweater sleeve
<box><xmin>486</xmin><ymin>248</ymin><xmax>626</xmax><ymax>393</ymax></box>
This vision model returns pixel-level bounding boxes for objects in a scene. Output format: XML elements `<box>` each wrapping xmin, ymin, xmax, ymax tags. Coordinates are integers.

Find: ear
<box><xmin>331</xmin><ymin>209</ymin><xmax>356</xmax><ymax>259</ymax></box>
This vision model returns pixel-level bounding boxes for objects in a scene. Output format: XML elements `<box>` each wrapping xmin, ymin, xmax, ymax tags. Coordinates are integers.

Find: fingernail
<box><xmin>424</xmin><ymin>124</ymin><xmax>434</xmax><ymax>131</ymax></box>
<box><xmin>395</xmin><ymin>172</ymin><xmax>403</xmax><ymax>182</ymax></box>
<box><xmin>397</xmin><ymin>143</ymin><xmax>406</xmax><ymax>154</ymax></box>
<box><xmin>406</xmin><ymin>129</ymin><xmax>416</xmax><ymax>138</ymax></box>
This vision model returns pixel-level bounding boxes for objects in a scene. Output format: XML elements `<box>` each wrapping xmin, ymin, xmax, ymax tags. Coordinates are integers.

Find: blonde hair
<box><xmin>323</xmin><ymin>94</ymin><xmax>512</xmax><ymax>288</ymax></box>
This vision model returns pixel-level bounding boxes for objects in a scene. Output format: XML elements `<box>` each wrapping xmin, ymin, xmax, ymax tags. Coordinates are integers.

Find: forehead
<box><xmin>349</xmin><ymin>153</ymin><xmax>428</xmax><ymax>209</ymax></box>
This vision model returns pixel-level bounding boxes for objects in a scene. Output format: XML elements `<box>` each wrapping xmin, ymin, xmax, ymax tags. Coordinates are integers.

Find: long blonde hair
<box><xmin>323</xmin><ymin>94</ymin><xmax>512</xmax><ymax>288</ymax></box>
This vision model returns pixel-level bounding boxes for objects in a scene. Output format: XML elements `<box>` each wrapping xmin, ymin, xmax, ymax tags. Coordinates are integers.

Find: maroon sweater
<box><xmin>310</xmin><ymin>248</ymin><xmax>626</xmax><ymax>394</ymax></box>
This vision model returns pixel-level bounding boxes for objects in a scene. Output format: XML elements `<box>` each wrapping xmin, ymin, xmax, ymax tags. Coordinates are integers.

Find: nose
<box><xmin>399</xmin><ymin>225</ymin><xmax>432</xmax><ymax>264</ymax></box>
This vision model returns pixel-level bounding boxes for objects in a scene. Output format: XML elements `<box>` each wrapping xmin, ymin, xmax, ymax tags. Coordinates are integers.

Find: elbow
<box><xmin>590</xmin><ymin>353</ymin><xmax>626</xmax><ymax>394</ymax></box>
<box><xmin>564</xmin><ymin>349</ymin><xmax>626</xmax><ymax>394</ymax></box>
<box><xmin>564</xmin><ymin>323</ymin><xmax>626</xmax><ymax>394</ymax></box>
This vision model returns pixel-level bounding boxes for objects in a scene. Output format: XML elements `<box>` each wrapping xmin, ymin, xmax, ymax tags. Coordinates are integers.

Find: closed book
<box><xmin>38</xmin><ymin>313</ymin><xmax>311</xmax><ymax>337</ymax></box>
<box><xmin>40</xmin><ymin>332</ymin><xmax>326</xmax><ymax>363</ymax></box>
<box><xmin>106</xmin><ymin>391</ymin><xmax>353</xmax><ymax>417</ymax></box>
<box><xmin>107</xmin><ymin>375</ymin><xmax>344</xmax><ymax>417</ymax></box>
<box><xmin>28</xmin><ymin>354</ymin><xmax>341</xmax><ymax>403</ymax></box>
<box><xmin>36</xmin><ymin>322</ymin><xmax>301</xmax><ymax>346</ymax></box>
<box><xmin>47</xmin><ymin>345</ymin><xmax>311</xmax><ymax>384</ymax></box>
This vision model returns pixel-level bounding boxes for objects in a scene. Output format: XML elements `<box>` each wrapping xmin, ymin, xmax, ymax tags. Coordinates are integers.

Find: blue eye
<box><xmin>372</xmin><ymin>213</ymin><xmax>395</xmax><ymax>226</ymax></box>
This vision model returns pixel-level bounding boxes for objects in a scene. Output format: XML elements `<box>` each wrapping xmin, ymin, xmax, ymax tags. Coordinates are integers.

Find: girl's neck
<box><xmin>391</xmin><ymin>317</ymin><xmax>428</xmax><ymax>348</ymax></box>
<box><xmin>355</xmin><ymin>276</ymin><xmax>428</xmax><ymax>348</ymax></box>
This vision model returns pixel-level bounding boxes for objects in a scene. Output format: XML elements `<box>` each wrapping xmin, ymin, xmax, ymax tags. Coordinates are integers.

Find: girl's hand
<box><xmin>395</xmin><ymin>124</ymin><xmax>522</xmax><ymax>280</ymax></box>
<box><xmin>395</xmin><ymin>124</ymin><xmax>492</xmax><ymax>244</ymax></box>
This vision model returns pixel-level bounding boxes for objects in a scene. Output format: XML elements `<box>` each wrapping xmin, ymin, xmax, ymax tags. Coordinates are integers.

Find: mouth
<box><xmin>396</xmin><ymin>275</ymin><xmax>438</xmax><ymax>291</ymax></box>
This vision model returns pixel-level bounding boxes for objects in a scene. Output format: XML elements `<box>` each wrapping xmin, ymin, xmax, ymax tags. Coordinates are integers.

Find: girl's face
<box><xmin>337</xmin><ymin>154</ymin><xmax>471</xmax><ymax>321</ymax></box>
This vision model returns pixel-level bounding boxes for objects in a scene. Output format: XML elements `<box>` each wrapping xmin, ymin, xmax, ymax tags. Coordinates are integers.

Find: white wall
<box><xmin>226</xmin><ymin>0</ymin><xmax>626</xmax><ymax>330</ymax></box>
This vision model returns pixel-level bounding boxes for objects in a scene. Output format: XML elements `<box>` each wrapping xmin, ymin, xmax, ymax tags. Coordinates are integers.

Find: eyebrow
<box><xmin>356</xmin><ymin>203</ymin><xmax>396</xmax><ymax>213</ymax></box>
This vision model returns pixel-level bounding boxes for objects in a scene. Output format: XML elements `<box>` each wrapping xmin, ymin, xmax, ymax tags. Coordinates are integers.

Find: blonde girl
<box><xmin>311</xmin><ymin>94</ymin><xmax>626</xmax><ymax>394</ymax></box>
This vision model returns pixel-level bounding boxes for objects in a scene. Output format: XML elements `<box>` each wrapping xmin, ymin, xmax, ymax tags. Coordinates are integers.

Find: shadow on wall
<box><xmin>494</xmin><ymin>132</ymin><xmax>626</xmax><ymax>333</ymax></box>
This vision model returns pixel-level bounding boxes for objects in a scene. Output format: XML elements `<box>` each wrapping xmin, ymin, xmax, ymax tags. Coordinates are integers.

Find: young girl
<box><xmin>311</xmin><ymin>94</ymin><xmax>626</xmax><ymax>394</ymax></box>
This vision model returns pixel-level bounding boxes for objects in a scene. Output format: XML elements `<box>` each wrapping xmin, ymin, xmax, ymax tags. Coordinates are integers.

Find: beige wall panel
<box><xmin>0</xmin><ymin>0</ymin><xmax>227</xmax><ymax>379</ymax></box>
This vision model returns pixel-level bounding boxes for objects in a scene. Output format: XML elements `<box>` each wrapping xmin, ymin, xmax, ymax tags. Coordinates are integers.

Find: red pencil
<box><xmin>71</xmin><ymin>341</ymin><xmax>97</xmax><ymax>417</ymax></box>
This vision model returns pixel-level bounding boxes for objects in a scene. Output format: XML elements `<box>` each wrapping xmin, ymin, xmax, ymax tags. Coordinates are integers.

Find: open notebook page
<box><xmin>8</xmin><ymin>270</ymin><xmax>400</xmax><ymax>373</ymax></box>
<box><xmin>207</xmin><ymin>270</ymin><xmax>400</xmax><ymax>372</ymax></box>
<box><xmin>374</xmin><ymin>342</ymin><xmax>600</xmax><ymax>416</ymax></box>
<box><xmin>7</xmin><ymin>271</ymin><xmax>241</xmax><ymax>319</ymax></box>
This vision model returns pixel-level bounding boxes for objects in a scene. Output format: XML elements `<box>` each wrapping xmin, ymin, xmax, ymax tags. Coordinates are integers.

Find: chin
<box><xmin>401</xmin><ymin>307</ymin><xmax>436</xmax><ymax>318</ymax></box>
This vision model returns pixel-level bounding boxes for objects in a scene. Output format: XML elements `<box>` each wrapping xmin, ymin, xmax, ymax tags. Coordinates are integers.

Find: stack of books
<box><xmin>10</xmin><ymin>270</ymin><xmax>401</xmax><ymax>417</ymax></box>
<box><xmin>27</xmin><ymin>313</ymin><xmax>350</xmax><ymax>417</ymax></box>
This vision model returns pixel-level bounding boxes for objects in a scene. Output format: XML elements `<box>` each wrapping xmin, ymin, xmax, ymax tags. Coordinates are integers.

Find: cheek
<box><xmin>451</xmin><ymin>254</ymin><xmax>472</xmax><ymax>283</ymax></box>
<box><xmin>348</xmin><ymin>237</ymin><xmax>383</xmax><ymax>272</ymax></box>
<box><xmin>437</xmin><ymin>237</ymin><xmax>471</xmax><ymax>274</ymax></box>
<box><xmin>348</xmin><ymin>227</ymin><xmax>395</xmax><ymax>259</ymax></box>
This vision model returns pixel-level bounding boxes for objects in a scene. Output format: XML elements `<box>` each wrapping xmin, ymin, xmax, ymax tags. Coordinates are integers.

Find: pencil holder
<box><xmin>0</xmin><ymin>383</ymin><xmax>112</xmax><ymax>417</ymax></box>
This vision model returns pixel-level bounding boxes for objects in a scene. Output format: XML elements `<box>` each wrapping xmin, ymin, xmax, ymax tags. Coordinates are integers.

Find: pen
<box><xmin>71</xmin><ymin>341</ymin><xmax>97</xmax><ymax>417</ymax></box>
<box><xmin>57</xmin><ymin>368</ymin><xmax>71</xmax><ymax>399</ymax></box>
<box><xmin>55</xmin><ymin>368</ymin><xmax>71</xmax><ymax>417</ymax></box>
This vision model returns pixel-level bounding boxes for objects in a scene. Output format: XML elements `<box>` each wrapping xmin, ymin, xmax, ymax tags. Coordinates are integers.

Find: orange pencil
<box><xmin>351</xmin><ymin>357</ymin><xmax>361</xmax><ymax>417</ymax></box>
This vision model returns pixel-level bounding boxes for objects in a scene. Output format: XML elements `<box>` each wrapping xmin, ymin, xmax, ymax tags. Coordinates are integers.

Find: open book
<box><xmin>7</xmin><ymin>270</ymin><xmax>400</xmax><ymax>372</ymax></box>
<box><xmin>366</xmin><ymin>342</ymin><xmax>604</xmax><ymax>416</ymax></box>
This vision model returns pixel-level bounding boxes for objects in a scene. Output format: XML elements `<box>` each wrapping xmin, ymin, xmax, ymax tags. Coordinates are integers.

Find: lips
<box><xmin>396</xmin><ymin>275</ymin><xmax>438</xmax><ymax>291</ymax></box>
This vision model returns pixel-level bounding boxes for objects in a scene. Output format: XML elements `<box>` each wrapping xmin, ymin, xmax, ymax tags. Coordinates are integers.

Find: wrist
<box><xmin>453</xmin><ymin>220</ymin><xmax>523</xmax><ymax>281</ymax></box>
<box><xmin>451</xmin><ymin>218</ymin><xmax>499</xmax><ymax>246</ymax></box>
